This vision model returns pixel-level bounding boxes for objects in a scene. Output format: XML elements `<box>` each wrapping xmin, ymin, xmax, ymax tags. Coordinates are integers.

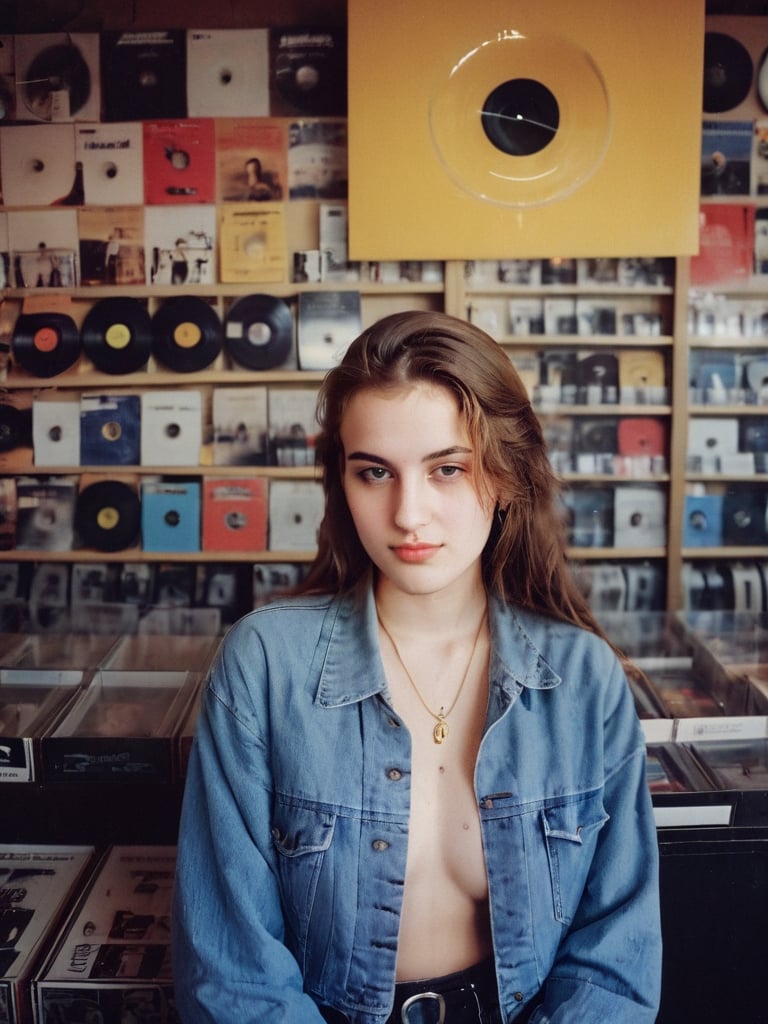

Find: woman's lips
<box><xmin>391</xmin><ymin>544</ymin><xmax>440</xmax><ymax>563</ymax></box>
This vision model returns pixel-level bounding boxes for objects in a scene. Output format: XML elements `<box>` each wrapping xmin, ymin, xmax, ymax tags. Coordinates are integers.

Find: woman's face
<box><xmin>340</xmin><ymin>382</ymin><xmax>495</xmax><ymax>599</ymax></box>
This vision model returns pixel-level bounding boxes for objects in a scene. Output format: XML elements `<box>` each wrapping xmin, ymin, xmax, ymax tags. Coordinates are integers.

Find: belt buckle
<box><xmin>400</xmin><ymin>991</ymin><xmax>446</xmax><ymax>1024</ymax></box>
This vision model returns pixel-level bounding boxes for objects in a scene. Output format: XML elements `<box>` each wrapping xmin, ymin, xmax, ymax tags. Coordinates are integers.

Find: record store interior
<box><xmin>1</xmin><ymin>0</ymin><xmax>768</xmax><ymax>1021</ymax></box>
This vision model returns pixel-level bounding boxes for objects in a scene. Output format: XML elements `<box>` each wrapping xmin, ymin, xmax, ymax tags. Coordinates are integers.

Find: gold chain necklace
<box><xmin>376</xmin><ymin>606</ymin><xmax>488</xmax><ymax>744</ymax></box>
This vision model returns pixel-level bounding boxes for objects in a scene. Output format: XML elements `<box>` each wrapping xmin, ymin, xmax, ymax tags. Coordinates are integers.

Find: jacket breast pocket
<box><xmin>271</xmin><ymin>802</ymin><xmax>336</xmax><ymax>954</ymax></box>
<box><xmin>541</xmin><ymin>793</ymin><xmax>608</xmax><ymax>925</ymax></box>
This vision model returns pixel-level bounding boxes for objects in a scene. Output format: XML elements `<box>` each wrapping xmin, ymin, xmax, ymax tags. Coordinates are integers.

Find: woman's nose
<box><xmin>393</xmin><ymin>477</ymin><xmax>430</xmax><ymax>532</ymax></box>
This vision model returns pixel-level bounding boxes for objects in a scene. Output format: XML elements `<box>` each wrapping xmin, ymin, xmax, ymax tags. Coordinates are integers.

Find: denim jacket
<box><xmin>172</xmin><ymin>582</ymin><xmax>661</xmax><ymax>1023</ymax></box>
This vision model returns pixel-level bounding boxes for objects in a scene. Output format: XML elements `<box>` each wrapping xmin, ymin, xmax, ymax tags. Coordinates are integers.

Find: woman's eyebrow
<box><xmin>346</xmin><ymin>445</ymin><xmax>472</xmax><ymax>465</ymax></box>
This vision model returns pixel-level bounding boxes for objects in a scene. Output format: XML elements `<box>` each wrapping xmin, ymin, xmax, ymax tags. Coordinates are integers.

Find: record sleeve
<box><xmin>75</xmin><ymin>123</ymin><xmax>145</xmax><ymax>206</ymax></box>
<box><xmin>269</xmin><ymin>26</ymin><xmax>347</xmax><ymax>117</ymax></box>
<box><xmin>703</xmin><ymin>29</ymin><xmax>755</xmax><ymax>115</ymax></box>
<box><xmin>7</xmin><ymin>208</ymin><xmax>79</xmax><ymax>288</ymax></box>
<box><xmin>700</xmin><ymin>120</ymin><xmax>752</xmax><ymax>196</ymax></box>
<box><xmin>288</xmin><ymin>119</ymin><xmax>347</xmax><ymax>199</ymax></box>
<box><xmin>223</xmin><ymin>294</ymin><xmax>293</xmax><ymax>370</ymax></box>
<box><xmin>140</xmin><ymin>390</ymin><xmax>202</xmax><ymax>467</ymax></box>
<box><xmin>75</xmin><ymin>479</ymin><xmax>141</xmax><ymax>552</ymax></box>
<box><xmin>142</xmin><ymin>118</ymin><xmax>216</xmax><ymax>205</ymax></box>
<box><xmin>211</xmin><ymin>385</ymin><xmax>269</xmax><ymax>466</ymax></box>
<box><xmin>215</xmin><ymin>117</ymin><xmax>287</xmax><ymax>203</ymax></box>
<box><xmin>563</xmin><ymin>486</ymin><xmax>613</xmax><ymax>548</ymax></box>
<box><xmin>613</xmin><ymin>484</ymin><xmax>666</xmax><ymax>547</ymax></box>
<box><xmin>0</xmin><ymin>124</ymin><xmax>78</xmax><ymax>206</ymax></box>
<box><xmin>81</xmin><ymin>297</ymin><xmax>152</xmax><ymax>375</ymax></box>
<box><xmin>267</xmin><ymin>386</ymin><xmax>319</xmax><ymax>466</ymax></box>
<box><xmin>722</xmin><ymin>488</ymin><xmax>768</xmax><ymax>545</ymax></box>
<box><xmin>150</xmin><ymin>296</ymin><xmax>222</xmax><ymax>373</ymax></box>
<box><xmin>218</xmin><ymin>203</ymin><xmax>286</xmax><ymax>284</ymax></box>
<box><xmin>11</xmin><ymin>312</ymin><xmax>80</xmax><ymax>379</ymax></box>
<box><xmin>682</xmin><ymin>493</ymin><xmax>724</xmax><ymax>548</ymax></box>
<box><xmin>14</xmin><ymin>33</ymin><xmax>100</xmax><ymax>123</ymax></box>
<box><xmin>101</xmin><ymin>31</ymin><xmax>187</xmax><ymax>122</ymax></box>
<box><xmin>32</xmin><ymin>398</ymin><xmax>79</xmax><ymax>467</ymax></box>
<box><xmin>77</xmin><ymin>206</ymin><xmax>146</xmax><ymax>287</ymax></box>
<box><xmin>268</xmin><ymin>479</ymin><xmax>324</xmax><ymax>550</ymax></box>
<box><xmin>690</xmin><ymin>203</ymin><xmax>755</xmax><ymax>286</ymax></box>
<box><xmin>186</xmin><ymin>28</ymin><xmax>269</xmax><ymax>117</ymax></box>
<box><xmin>140</xmin><ymin>480</ymin><xmax>200</xmax><ymax>552</ymax></box>
<box><xmin>202</xmin><ymin>477</ymin><xmax>268</xmax><ymax>552</ymax></box>
<box><xmin>79</xmin><ymin>394</ymin><xmax>140</xmax><ymax>466</ymax></box>
<box><xmin>14</xmin><ymin>476</ymin><xmax>76</xmax><ymax>551</ymax></box>
<box><xmin>144</xmin><ymin>204</ymin><xmax>216</xmax><ymax>287</ymax></box>
<box><xmin>297</xmin><ymin>290</ymin><xmax>361</xmax><ymax>370</ymax></box>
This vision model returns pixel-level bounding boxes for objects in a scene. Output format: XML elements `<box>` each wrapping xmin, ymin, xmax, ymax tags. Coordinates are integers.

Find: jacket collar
<box><xmin>313</xmin><ymin>580</ymin><xmax>561</xmax><ymax>709</ymax></box>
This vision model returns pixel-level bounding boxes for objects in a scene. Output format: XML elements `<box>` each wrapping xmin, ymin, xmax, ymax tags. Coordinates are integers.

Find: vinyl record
<box><xmin>428</xmin><ymin>31</ymin><xmax>611</xmax><ymax>208</ymax></box>
<box><xmin>75</xmin><ymin>479</ymin><xmax>141</xmax><ymax>552</ymax></box>
<box><xmin>703</xmin><ymin>32</ymin><xmax>754</xmax><ymax>114</ymax></box>
<box><xmin>224</xmin><ymin>294</ymin><xmax>292</xmax><ymax>369</ymax></box>
<box><xmin>21</xmin><ymin>42</ymin><xmax>91</xmax><ymax>120</ymax></box>
<box><xmin>151</xmin><ymin>296</ymin><xmax>223</xmax><ymax>373</ymax></box>
<box><xmin>12</xmin><ymin>312</ymin><xmax>81</xmax><ymax>378</ymax></box>
<box><xmin>81</xmin><ymin>297</ymin><xmax>152</xmax><ymax>375</ymax></box>
<box><xmin>0</xmin><ymin>403</ymin><xmax>31</xmax><ymax>452</ymax></box>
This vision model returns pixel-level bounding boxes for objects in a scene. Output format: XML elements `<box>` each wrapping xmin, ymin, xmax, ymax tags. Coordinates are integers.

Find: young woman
<box><xmin>172</xmin><ymin>311</ymin><xmax>662</xmax><ymax>1023</ymax></box>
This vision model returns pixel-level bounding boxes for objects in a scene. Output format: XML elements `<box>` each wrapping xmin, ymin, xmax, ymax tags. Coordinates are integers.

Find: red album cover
<box><xmin>202</xmin><ymin>477</ymin><xmax>268</xmax><ymax>552</ymax></box>
<box><xmin>215</xmin><ymin>117</ymin><xmax>287</xmax><ymax>203</ymax></box>
<box><xmin>690</xmin><ymin>203</ymin><xmax>755</xmax><ymax>286</ymax></box>
<box><xmin>142</xmin><ymin>119</ymin><xmax>216</xmax><ymax>205</ymax></box>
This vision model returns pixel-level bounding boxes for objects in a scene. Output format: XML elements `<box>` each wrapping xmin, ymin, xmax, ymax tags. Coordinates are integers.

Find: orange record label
<box><xmin>33</xmin><ymin>327</ymin><xmax>59</xmax><ymax>352</ymax></box>
<box><xmin>174</xmin><ymin>321</ymin><xmax>202</xmax><ymax>348</ymax></box>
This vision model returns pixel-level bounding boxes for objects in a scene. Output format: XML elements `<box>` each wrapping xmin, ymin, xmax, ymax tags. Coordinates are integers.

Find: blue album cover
<box><xmin>80</xmin><ymin>394</ymin><xmax>140</xmax><ymax>466</ymax></box>
<box><xmin>141</xmin><ymin>480</ymin><xmax>200</xmax><ymax>552</ymax></box>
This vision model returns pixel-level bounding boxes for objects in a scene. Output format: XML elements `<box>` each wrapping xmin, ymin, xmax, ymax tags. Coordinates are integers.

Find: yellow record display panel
<box><xmin>348</xmin><ymin>0</ymin><xmax>705</xmax><ymax>258</ymax></box>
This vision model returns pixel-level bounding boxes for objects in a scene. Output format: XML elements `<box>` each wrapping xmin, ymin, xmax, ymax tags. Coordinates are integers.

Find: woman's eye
<box><xmin>435</xmin><ymin>465</ymin><xmax>463</xmax><ymax>479</ymax></box>
<box><xmin>360</xmin><ymin>466</ymin><xmax>391</xmax><ymax>482</ymax></box>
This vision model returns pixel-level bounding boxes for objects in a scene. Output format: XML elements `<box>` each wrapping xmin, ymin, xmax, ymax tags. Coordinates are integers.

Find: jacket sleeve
<box><xmin>529</xmin><ymin>659</ymin><xmax>662</xmax><ymax>1024</ymax></box>
<box><xmin>172</xmin><ymin>626</ymin><xmax>327</xmax><ymax>1023</ymax></box>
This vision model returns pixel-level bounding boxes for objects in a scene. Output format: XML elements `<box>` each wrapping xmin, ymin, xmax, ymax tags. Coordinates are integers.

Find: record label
<box><xmin>224</xmin><ymin>294</ymin><xmax>292</xmax><ymax>370</ymax></box>
<box><xmin>81</xmin><ymin>297</ymin><xmax>152</xmax><ymax>375</ymax></box>
<box><xmin>12</xmin><ymin>312</ymin><xmax>81</xmax><ymax>378</ymax></box>
<box><xmin>151</xmin><ymin>297</ymin><xmax>223</xmax><ymax>373</ymax></box>
<box><xmin>75</xmin><ymin>479</ymin><xmax>141</xmax><ymax>552</ymax></box>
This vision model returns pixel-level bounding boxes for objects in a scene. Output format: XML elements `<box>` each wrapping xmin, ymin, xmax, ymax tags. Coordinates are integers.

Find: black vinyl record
<box><xmin>151</xmin><ymin>296</ymin><xmax>223</xmax><ymax>373</ymax></box>
<box><xmin>703</xmin><ymin>32</ymin><xmax>754</xmax><ymax>114</ymax></box>
<box><xmin>271</xmin><ymin>26</ymin><xmax>347</xmax><ymax>116</ymax></box>
<box><xmin>12</xmin><ymin>312</ymin><xmax>81</xmax><ymax>378</ymax></box>
<box><xmin>81</xmin><ymin>297</ymin><xmax>152</xmax><ymax>375</ymax></box>
<box><xmin>224</xmin><ymin>294</ymin><xmax>293</xmax><ymax>370</ymax></box>
<box><xmin>0</xmin><ymin>404</ymin><xmax>32</xmax><ymax>452</ymax></box>
<box><xmin>21</xmin><ymin>42</ymin><xmax>92</xmax><ymax>120</ymax></box>
<box><xmin>75</xmin><ymin>479</ymin><xmax>141</xmax><ymax>552</ymax></box>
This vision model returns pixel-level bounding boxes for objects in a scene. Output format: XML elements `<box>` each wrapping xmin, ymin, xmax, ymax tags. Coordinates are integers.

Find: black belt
<box><xmin>387</xmin><ymin>958</ymin><xmax>499</xmax><ymax>1023</ymax></box>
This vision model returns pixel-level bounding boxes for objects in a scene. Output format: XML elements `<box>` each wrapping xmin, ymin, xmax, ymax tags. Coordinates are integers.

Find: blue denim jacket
<box><xmin>172</xmin><ymin>582</ymin><xmax>661</xmax><ymax>1023</ymax></box>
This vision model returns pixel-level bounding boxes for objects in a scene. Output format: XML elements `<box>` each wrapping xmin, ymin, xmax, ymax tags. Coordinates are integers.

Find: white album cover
<box><xmin>140</xmin><ymin>390</ymin><xmax>202</xmax><ymax>467</ymax></box>
<box><xmin>186</xmin><ymin>28</ymin><xmax>269</xmax><ymax>117</ymax></box>
<box><xmin>144</xmin><ymin>204</ymin><xmax>217</xmax><ymax>286</ymax></box>
<box><xmin>613</xmin><ymin>485</ymin><xmax>667</xmax><ymax>548</ymax></box>
<box><xmin>268</xmin><ymin>479</ymin><xmax>324</xmax><ymax>550</ymax></box>
<box><xmin>0</xmin><ymin>123</ymin><xmax>76</xmax><ymax>205</ymax></box>
<box><xmin>212</xmin><ymin>385</ymin><xmax>269</xmax><ymax>466</ymax></box>
<box><xmin>14</xmin><ymin>33</ymin><xmax>100</xmax><ymax>123</ymax></box>
<box><xmin>7</xmin><ymin>208</ymin><xmax>79</xmax><ymax>288</ymax></box>
<box><xmin>33</xmin><ymin>399</ymin><xmax>80</xmax><ymax>466</ymax></box>
<box><xmin>75</xmin><ymin>122</ymin><xmax>144</xmax><ymax>205</ymax></box>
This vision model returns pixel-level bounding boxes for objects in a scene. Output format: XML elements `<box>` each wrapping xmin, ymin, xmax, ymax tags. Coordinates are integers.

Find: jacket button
<box><xmin>372</xmin><ymin>839</ymin><xmax>389</xmax><ymax>851</ymax></box>
<box><xmin>387</xmin><ymin>768</ymin><xmax>403</xmax><ymax>781</ymax></box>
<box><xmin>514</xmin><ymin>992</ymin><xmax>524</xmax><ymax>1002</ymax></box>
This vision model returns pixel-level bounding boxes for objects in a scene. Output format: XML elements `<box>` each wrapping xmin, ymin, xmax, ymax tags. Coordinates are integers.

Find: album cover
<box><xmin>700</xmin><ymin>120</ymin><xmax>752</xmax><ymax>196</ymax></box>
<box><xmin>577</xmin><ymin>258</ymin><xmax>620</xmax><ymax>286</ymax></box>
<box><xmin>140</xmin><ymin>480</ymin><xmax>200</xmax><ymax>553</ymax></box>
<box><xmin>268</xmin><ymin>479</ymin><xmax>324</xmax><ymax>550</ymax></box>
<box><xmin>690</xmin><ymin>203</ymin><xmax>755</xmax><ymax>286</ymax></box>
<box><xmin>543</xmin><ymin>297</ymin><xmax>577</xmax><ymax>336</ymax></box>
<box><xmin>186</xmin><ymin>29</ymin><xmax>269</xmax><ymax>117</ymax></box>
<box><xmin>35</xmin><ymin>845</ymin><xmax>176</xmax><ymax>1023</ymax></box>
<box><xmin>613</xmin><ymin>484</ymin><xmax>666</xmax><ymax>547</ymax></box>
<box><xmin>687</xmin><ymin>417</ymin><xmax>739</xmax><ymax>473</ymax></box>
<box><xmin>140</xmin><ymin>391</ymin><xmax>202</xmax><ymax>467</ymax></box>
<box><xmin>79</xmin><ymin>394</ymin><xmax>140</xmax><ymax>466</ymax></box>
<box><xmin>508</xmin><ymin>298</ymin><xmax>545</xmax><ymax>337</ymax></box>
<box><xmin>215</xmin><ymin>117</ymin><xmax>286</xmax><ymax>204</ymax></box>
<box><xmin>41</xmin><ymin>670</ymin><xmax>198</xmax><ymax>782</ymax></box>
<box><xmin>267</xmin><ymin>386</ymin><xmax>319</xmax><ymax>466</ymax></box>
<box><xmin>252</xmin><ymin>562</ymin><xmax>306</xmax><ymax>607</ymax></box>
<box><xmin>14</xmin><ymin>477</ymin><xmax>76</xmax><ymax>551</ymax></box>
<box><xmin>0</xmin><ymin>393</ymin><xmax>33</xmax><ymax>473</ymax></box>
<box><xmin>145</xmin><ymin>204</ymin><xmax>216</xmax><ymax>286</ymax></box>
<box><xmin>7</xmin><ymin>209</ymin><xmax>79</xmax><ymax>288</ymax></box>
<box><xmin>617</xmin><ymin>349</ymin><xmax>667</xmax><ymax>404</ymax></box>
<box><xmin>32</xmin><ymin>397</ymin><xmax>80</xmax><ymax>467</ymax></box>
<box><xmin>576</xmin><ymin>298</ymin><xmax>618</xmax><ymax>337</ymax></box>
<box><xmin>319</xmin><ymin>202</ymin><xmax>349</xmax><ymax>279</ymax></box>
<box><xmin>143</xmin><ymin>118</ymin><xmax>216</xmax><ymax>205</ymax></box>
<box><xmin>288</xmin><ymin>119</ymin><xmax>347</xmax><ymax>199</ymax></box>
<box><xmin>563</xmin><ymin>487</ymin><xmax>613</xmax><ymax>547</ymax></box>
<box><xmin>269</xmin><ymin>26</ymin><xmax>347</xmax><ymax>117</ymax></box>
<box><xmin>75</xmin><ymin>122</ymin><xmax>144</xmax><ymax>206</ymax></box>
<box><xmin>617</xmin><ymin>257</ymin><xmax>675</xmax><ymax>287</ymax></box>
<box><xmin>211</xmin><ymin>385</ymin><xmax>269</xmax><ymax>466</ymax></box>
<box><xmin>296</xmin><ymin>289</ymin><xmax>361</xmax><ymax>370</ymax></box>
<box><xmin>202</xmin><ymin>477</ymin><xmax>268</xmax><ymax>552</ymax></box>
<box><xmin>218</xmin><ymin>202</ymin><xmax>286</xmax><ymax>283</ymax></box>
<box><xmin>0</xmin><ymin>124</ymin><xmax>77</xmax><ymax>206</ymax></box>
<box><xmin>0</xmin><ymin>845</ymin><xmax>95</xmax><ymax>1024</ymax></box>
<box><xmin>616</xmin><ymin>297</ymin><xmax>664</xmax><ymax>337</ymax></box>
<box><xmin>101</xmin><ymin>30</ymin><xmax>186</xmax><ymax>122</ymax></box>
<box><xmin>77</xmin><ymin>206</ymin><xmax>145</xmax><ymax>287</ymax></box>
<box><xmin>468</xmin><ymin>298</ymin><xmax>508</xmax><ymax>337</ymax></box>
<box><xmin>14</xmin><ymin>33</ymin><xmax>100</xmax><ymax>123</ymax></box>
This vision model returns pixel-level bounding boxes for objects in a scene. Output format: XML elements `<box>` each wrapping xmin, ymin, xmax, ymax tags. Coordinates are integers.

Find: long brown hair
<box><xmin>299</xmin><ymin>310</ymin><xmax>603</xmax><ymax>637</ymax></box>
